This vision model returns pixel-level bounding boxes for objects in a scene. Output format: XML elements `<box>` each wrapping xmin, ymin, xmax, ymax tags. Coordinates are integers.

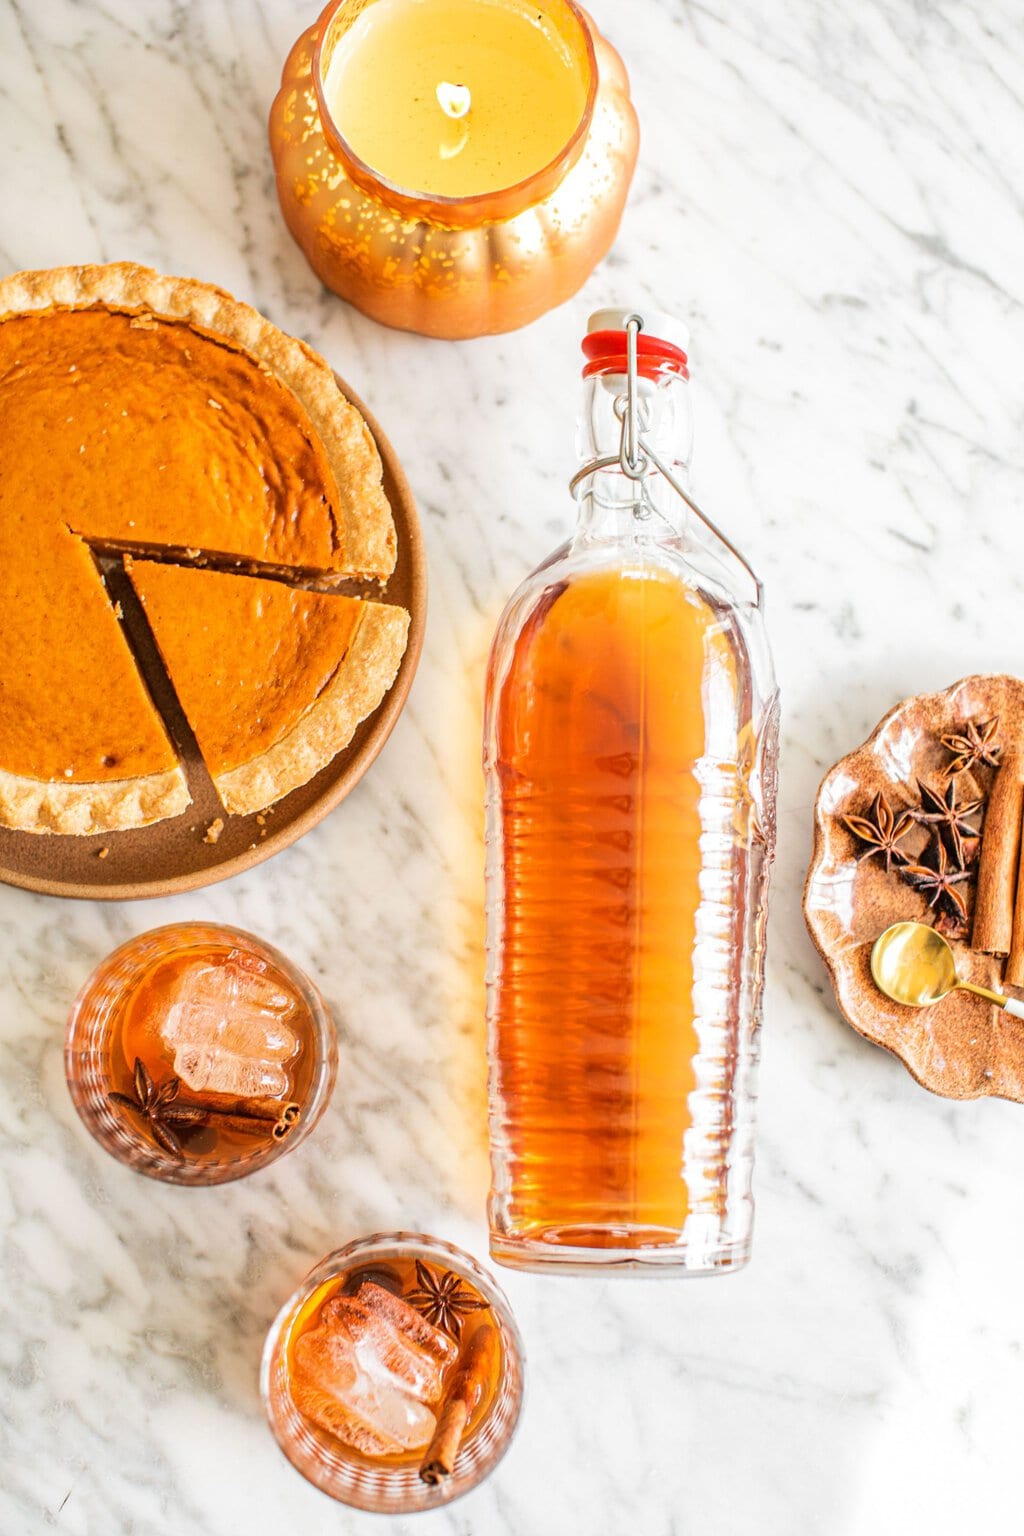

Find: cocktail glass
<box><xmin>65</xmin><ymin>922</ymin><xmax>336</xmax><ymax>1185</ymax></box>
<box><xmin>261</xmin><ymin>1232</ymin><xmax>525</xmax><ymax>1512</ymax></box>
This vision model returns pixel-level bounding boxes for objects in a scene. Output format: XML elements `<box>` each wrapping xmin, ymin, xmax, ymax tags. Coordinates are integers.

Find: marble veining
<box><xmin>2</xmin><ymin>0</ymin><xmax>1024</xmax><ymax>1531</ymax></box>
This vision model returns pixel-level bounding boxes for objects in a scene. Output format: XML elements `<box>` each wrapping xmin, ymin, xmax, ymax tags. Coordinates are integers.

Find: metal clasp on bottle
<box><xmin>570</xmin><ymin>314</ymin><xmax>765</xmax><ymax>611</ymax></box>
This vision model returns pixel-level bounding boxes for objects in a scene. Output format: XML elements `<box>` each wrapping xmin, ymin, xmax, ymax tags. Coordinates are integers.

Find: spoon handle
<box><xmin>959</xmin><ymin>980</ymin><xmax>1024</xmax><ymax>1018</ymax></box>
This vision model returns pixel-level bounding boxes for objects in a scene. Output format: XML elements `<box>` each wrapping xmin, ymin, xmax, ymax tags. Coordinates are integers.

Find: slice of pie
<box><xmin>0</xmin><ymin>526</ymin><xmax>188</xmax><ymax>835</ymax></box>
<box><xmin>126</xmin><ymin>560</ymin><xmax>410</xmax><ymax>817</ymax></box>
<box><xmin>0</xmin><ymin>262</ymin><xmax>408</xmax><ymax>835</ymax></box>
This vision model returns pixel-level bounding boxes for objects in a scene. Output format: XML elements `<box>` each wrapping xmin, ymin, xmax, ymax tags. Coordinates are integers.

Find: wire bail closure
<box><xmin>571</xmin><ymin>314</ymin><xmax>765</xmax><ymax>610</ymax></box>
<box><xmin>620</xmin><ymin>313</ymin><xmax>647</xmax><ymax>479</ymax></box>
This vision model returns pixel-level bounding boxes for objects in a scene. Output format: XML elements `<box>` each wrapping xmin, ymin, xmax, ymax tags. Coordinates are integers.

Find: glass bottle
<box><xmin>484</xmin><ymin>309</ymin><xmax>779</xmax><ymax>1274</ymax></box>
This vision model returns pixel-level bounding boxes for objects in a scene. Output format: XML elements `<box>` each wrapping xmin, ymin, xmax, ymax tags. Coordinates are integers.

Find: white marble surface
<box><xmin>2</xmin><ymin>0</ymin><xmax>1024</xmax><ymax>1530</ymax></box>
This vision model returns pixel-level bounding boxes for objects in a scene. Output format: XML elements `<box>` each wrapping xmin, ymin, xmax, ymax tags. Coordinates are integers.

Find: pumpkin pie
<box><xmin>0</xmin><ymin>262</ymin><xmax>406</xmax><ymax>835</ymax></box>
<box><xmin>126</xmin><ymin>560</ymin><xmax>409</xmax><ymax>817</ymax></box>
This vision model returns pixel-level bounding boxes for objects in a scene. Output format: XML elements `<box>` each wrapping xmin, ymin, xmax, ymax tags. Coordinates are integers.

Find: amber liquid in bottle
<box><xmin>485</xmin><ymin>310</ymin><xmax>776</xmax><ymax>1273</ymax></box>
<box><xmin>488</xmin><ymin>564</ymin><xmax>747</xmax><ymax>1243</ymax></box>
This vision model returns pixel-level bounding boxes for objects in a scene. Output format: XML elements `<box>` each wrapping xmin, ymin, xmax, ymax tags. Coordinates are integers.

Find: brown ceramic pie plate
<box><xmin>0</xmin><ymin>381</ymin><xmax>425</xmax><ymax>901</ymax></box>
<box><xmin>804</xmin><ymin>674</ymin><xmax>1024</xmax><ymax>1104</ymax></box>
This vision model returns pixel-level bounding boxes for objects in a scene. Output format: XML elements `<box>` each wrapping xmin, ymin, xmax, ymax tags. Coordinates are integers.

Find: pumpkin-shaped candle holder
<box><xmin>268</xmin><ymin>0</ymin><xmax>639</xmax><ymax>339</ymax></box>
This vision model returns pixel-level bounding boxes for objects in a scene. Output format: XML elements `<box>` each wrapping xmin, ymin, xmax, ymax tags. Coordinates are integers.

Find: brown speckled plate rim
<box><xmin>0</xmin><ymin>379</ymin><xmax>426</xmax><ymax>901</ymax></box>
<box><xmin>803</xmin><ymin>672</ymin><xmax>1024</xmax><ymax>1102</ymax></box>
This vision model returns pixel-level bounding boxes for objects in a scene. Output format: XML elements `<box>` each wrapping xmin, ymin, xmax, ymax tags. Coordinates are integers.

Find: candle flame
<box><xmin>436</xmin><ymin>81</ymin><xmax>472</xmax><ymax>120</ymax></box>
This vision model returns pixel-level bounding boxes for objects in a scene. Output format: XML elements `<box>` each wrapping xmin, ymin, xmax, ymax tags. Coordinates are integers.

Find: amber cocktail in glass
<box><xmin>262</xmin><ymin>1234</ymin><xmax>525</xmax><ymax>1513</ymax></box>
<box><xmin>65</xmin><ymin>923</ymin><xmax>336</xmax><ymax>1185</ymax></box>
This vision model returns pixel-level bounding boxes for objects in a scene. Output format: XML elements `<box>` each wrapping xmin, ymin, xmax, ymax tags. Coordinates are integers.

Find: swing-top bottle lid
<box><xmin>583</xmin><ymin>308</ymin><xmax>690</xmax><ymax>380</ymax></box>
<box><xmin>587</xmin><ymin>307</ymin><xmax>689</xmax><ymax>353</ymax></box>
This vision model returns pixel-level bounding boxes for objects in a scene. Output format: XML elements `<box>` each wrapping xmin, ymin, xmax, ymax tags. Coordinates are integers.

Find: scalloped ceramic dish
<box><xmin>804</xmin><ymin>674</ymin><xmax>1024</xmax><ymax>1103</ymax></box>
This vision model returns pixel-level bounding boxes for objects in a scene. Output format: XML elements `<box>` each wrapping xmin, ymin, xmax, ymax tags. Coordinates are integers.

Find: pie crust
<box><xmin>0</xmin><ymin>764</ymin><xmax>190</xmax><ymax>838</ymax></box>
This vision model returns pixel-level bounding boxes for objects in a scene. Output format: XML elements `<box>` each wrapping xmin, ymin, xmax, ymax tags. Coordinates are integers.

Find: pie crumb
<box><xmin>113</xmin><ymin>601</ymin><xmax>123</xmax><ymax>620</ymax></box>
<box><xmin>97</xmin><ymin>847</ymin><xmax>109</xmax><ymax>860</ymax></box>
<box><xmin>203</xmin><ymin>818</ymin><xmax>225</xmax><ymax>845</ymax></box>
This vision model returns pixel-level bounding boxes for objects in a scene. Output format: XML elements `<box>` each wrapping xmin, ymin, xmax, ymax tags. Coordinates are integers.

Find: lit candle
<box><xmin>320</xmin><ymin>0</ymin><xmax>591</xmax><ymax>198</ymax></box>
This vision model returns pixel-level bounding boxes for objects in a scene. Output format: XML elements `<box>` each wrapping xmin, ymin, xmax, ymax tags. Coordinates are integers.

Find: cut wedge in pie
<box><xmin>0</xmin><ymin>528</ymin><xmax>188</xmax><ymax>836</ymax></box>
<box><xmin>0</xmin><ymin>262</ymin><xmax>409</xmax><ymax>835</ymax></box>
<box><xmin>125</xmin><ymin>561</ymin><xmax>410</xmax><ymax>817</ymax></box>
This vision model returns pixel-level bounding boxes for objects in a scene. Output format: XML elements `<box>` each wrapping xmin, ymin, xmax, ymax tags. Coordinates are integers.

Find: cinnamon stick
<box><xmin>175</xmin><ymin>1098</ymin><xmax>301</xmax><ymax>1140</ymax></box>
<box><xmin>1005</xmin><ymin>812</ymin><xmax>1024</xmax><ymax>988</ymax></box>
<box><xmin>209</xmin><ymin>1095</ymin><xmax>301</xmax><ymax>1124</ymax></box>
<box><xmin>271</xmin><ymin>1105</ymin><xmax>301</xmax><ymax>1141</ymax></box>
<box><xmin>215</xmin><ymin>1108</ymin><xmax>300</xmax><ymax>1141</ymax></box>
<box><xmin>973</xmin><ymin>753</ymin><xmax>1024</xmax><ymax>956</ymax></box>
<box><xmin>419</xmin><ymin>1323</ymin><xmax>499</xmax><ymax>1486</ymax></box>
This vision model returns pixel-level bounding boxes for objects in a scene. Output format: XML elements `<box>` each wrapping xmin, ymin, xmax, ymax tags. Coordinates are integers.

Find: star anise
<box><xmin>841</xmin><ymin>791</ymin><xmax>915</xmax><ymax>873</ymax></box>
<box><xmin>912</xmin><ymin>778</ymin><xmax>982</xmax><ymax>868</ymax></box>
<box><xmin>942</xmin><ymin>717</ymin><xmax>1001</xmax><ymax>778</ymax></box>
<box><xmin>901</xmin><ymin>837</ymin><xmax>972</xmax><ymax>933</ymax></box>
<box><xmin>406</xmin><ymin>1261</ymin><xmax>490</xmax><ymax>1341</ymax></box>
<box><xmin>107</xmin><ymin>1057</ymin><xmax>205</xmax><ymax>1160</ymax></box>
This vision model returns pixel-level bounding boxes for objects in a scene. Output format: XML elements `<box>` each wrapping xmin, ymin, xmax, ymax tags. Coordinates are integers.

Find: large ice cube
<box><xmin>159</xmin><ymin>950</ymin><xmax>299</xmax><ymax>1099</ymax></box>
<box><xmin>291</xmin><ymin>1282</ymin><xmax>459</xmax><ymax>1458</ymax></box>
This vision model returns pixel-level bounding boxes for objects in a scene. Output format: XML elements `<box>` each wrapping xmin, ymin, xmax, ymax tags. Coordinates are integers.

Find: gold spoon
<box><xmin>870</xmin><ymin>922</ymin><xmax>1024</xmax><ymax>1017</ymax></box>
